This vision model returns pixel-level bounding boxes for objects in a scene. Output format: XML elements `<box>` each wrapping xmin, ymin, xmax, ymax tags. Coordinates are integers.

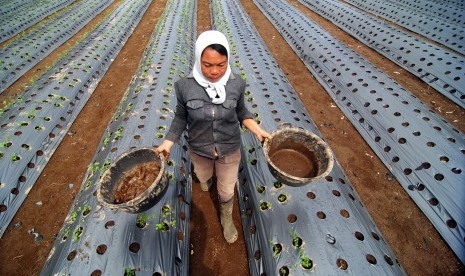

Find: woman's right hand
<box><xmin>156</xmin><ymin>140</ymin><xmax>174</xmax><ymax>160</ymax></box>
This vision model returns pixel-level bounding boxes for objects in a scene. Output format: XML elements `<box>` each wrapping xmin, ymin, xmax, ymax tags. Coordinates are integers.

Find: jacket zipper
<box><xmin>212</xmin><ymin>106</ymin><xmax>217</xmax><ymax>158</ymax></box>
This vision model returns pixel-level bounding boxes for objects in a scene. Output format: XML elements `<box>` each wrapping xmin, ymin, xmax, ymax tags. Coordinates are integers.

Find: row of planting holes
<box><xmin>293</xmin><ymin>10</ymin><xmax>464</xmax><ymax>230</ymax></box>
<box><xmin>329</xmin><ymin>5</ymin><xmax>463</xmax><ymax>91</ymax></box>
<box><xmin>225</xmin><ymin>3</ymin><xmax>406</xmax><ymax>271</ymax></box>
<box><xmin>0</xmin><ymin>24</ymin><xmax>127</xmax><ymax>214</ymax></box>
<box><xmin>225</xmin><ymin>4</ymin><xmax>395</xmax><ymax>271</ymax></box>
<box><xmin>241</xmin><ymin>173</ymin><xmax>398</xmax><ymax>272</ymax></box>
<box><xmin>275</xmin><ymin>4</ymin><xmax>464</xmax><ymax>185</ymax></box>
<box><xmin>232</xmin><ymin>24</ymin><xmax>312</xmax><ymax>126</ymax></box>
<box><xmin>62</xmin><ymin>153</ymin><xmax>189</xmax><ymax>274</ymax></box>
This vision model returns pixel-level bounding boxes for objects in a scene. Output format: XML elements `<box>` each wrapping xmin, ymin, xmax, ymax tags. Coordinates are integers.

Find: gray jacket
<box><xmin>165</xmin><ymin>72</ymin><xmax>254</xmax><ymax>159</ymax></box>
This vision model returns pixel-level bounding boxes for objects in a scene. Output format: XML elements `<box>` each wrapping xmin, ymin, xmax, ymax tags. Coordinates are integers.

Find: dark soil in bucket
<box><xmin>113</xmin><ymin>162</ymin><xmax>161</xmax><ymax>204</ymax></box>
<box><xmin>270</xmin><ymin>148</ymin><xmax>317</xmax><ymax>178</ymax></box>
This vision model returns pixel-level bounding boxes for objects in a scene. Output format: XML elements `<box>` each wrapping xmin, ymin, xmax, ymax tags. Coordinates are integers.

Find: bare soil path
<box><xmin>0</xmin><ymin>0</ymin><xmax>464</xmax><ymax>275</ymax></box>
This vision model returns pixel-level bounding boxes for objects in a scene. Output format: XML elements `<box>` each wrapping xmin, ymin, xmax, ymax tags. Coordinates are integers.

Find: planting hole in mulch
<box><xmin>337</xmin><ymin>258</ymin><xmax>348</xmax><ymax>270</ymax></box>
<box><xmin>301</xmin><ymin>256</ymin><xmax>313</xmax><ymax>270</ymax></box>
<box><xmin>96</xmin><ymin>244</ymin><xmax>107</xmax><ymax>255</ymax></box>
<box><xmin>273</xmin><ymin>181</ymin><xmax>283</xmax><ymax>189</ymax></box>
<box><xmin>113</xmin><ymin>162</ymin><xmax>161</xmax><ymax>204</ymax></box>
<box><xmin>317</xmin><ymin>211</ymin><xmax>326</xmax><ymax>219</ymax></box>
<box><xmin>287</xmin><ymin>214</ymin><xmax>297</xmax><ymax>223</ymax></box>
<box><xmin>384</xmin><ymin>255</ymin><xmax>394</xmax><ymax>265</ymax></box>
<box><xmin>104</xmin><ymin>220</ymin><xmax>115</xmax><ymax>229</ymax></box>
<box><xmin>136</xmin><ymin>215</ymin><xmax>147</xmax><ymax>228</ymax></box>
<box><xmin>273</xmin><ymin>243</ymin><xmax>282</xmax><ymax>255</ymax></box>
<box><xmin>277</xmin><ymin>193</ymin><xmax>287</xmax><ymax>203</ymax></box>
<box><xmin>279</xmin><ymin>266</ymin><xmax>289</xmax><ymax>276</ymax></box>
<box><xmin>366</xmin><ymin>254</ymin><xmax>377</xmax><ymax>265</ymax></box>
<box><xmin>66</xmin><ymin>250</ymin><xmax>77</xmax><ymax>261</ymax></box>
<box><xmin>259</xmin><ymin>201</ymin><xmax>271</xmax><ymax>211</ymax></box>
<box><xmin>91</xmin><ymin>270</ymin><xmax>102</xmax><ymax>276</ymax></box>
<box><xmin>129</xmin><ymin>242</ymin><xmax>140</xmax><ymax>253</ymax></box>
<box><xmin>355</xmin><ymin>231</ymin><xmax>365</xmax><ymax>241</ymax></box>
<box><xmin>292</xmin><ymin>235</ymin><xmax>303</xmax><ymax>248</ymax></box>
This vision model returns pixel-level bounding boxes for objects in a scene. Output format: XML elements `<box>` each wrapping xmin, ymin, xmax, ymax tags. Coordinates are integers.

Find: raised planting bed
<box><xmin>41</xmin><ymin>0</ymin><xmax>196</xmax><ymax>274</ymax></box>
<box><xmin>254</xmin><ymin>0</ymin><xmax>465</xmax><ymax>264</ymax></box>
<box><xmin>0</xmin><ymin>0</ymin><xmax>152</xmax><ymax>238</ymax></box>
<box><xmin>211</xmin><ymin>0</ymin><xmax>407</xmax><ymax>274</ymax></box>
<box><xmin>0</xmin><ymin>0</ymin><xmax>114</xmax><ymax>93</ymax></box>
<box><xmin>342</xmin><ymin>0</ymin><xmax>465</xmax><ymax>55</ymax></box>
<box><xmin>297</xmin><ymin>0</ymin><xmax>465</xmax><ymax>108</ymax></box>
<box><xmin>0</xmin><ymin>0</ymin><xmax>77</xmax><ymax>43</ymax></box>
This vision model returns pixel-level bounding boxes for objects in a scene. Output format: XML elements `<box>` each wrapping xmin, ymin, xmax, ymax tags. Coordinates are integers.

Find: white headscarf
<box><xmin>192</xmin><ymin>30</ymin><xmax>232</xmax><ymax>104</ymax></box>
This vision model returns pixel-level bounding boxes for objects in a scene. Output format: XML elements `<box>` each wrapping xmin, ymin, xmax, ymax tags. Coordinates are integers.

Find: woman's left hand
<box><xmin>255</xmin><ymin>128</ymin><xmax>272</xmax><ymax>142</ymax></box>
<box><xmin>242</xmin><ymin>118</ymin><xmax>272</xmax><ymax>142</ymax></box>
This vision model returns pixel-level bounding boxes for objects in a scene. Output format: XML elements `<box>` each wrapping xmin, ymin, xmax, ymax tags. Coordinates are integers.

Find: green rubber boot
<box><xmin>220</xmin><ymin>198</ymin><xmax>238</xmax><ymax>243</ymax></box>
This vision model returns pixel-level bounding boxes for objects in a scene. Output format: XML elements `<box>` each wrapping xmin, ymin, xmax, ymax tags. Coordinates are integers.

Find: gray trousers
<box><xmin>189</xmin><ymin>148</ymin><xmax>241</xmax><ymax>202</ymax></box>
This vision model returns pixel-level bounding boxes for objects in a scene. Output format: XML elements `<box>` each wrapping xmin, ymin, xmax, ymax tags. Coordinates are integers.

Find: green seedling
<box><xmin>290</xmin><ymin>230</ymin><xmax>303</xmax><ymax>248</ymax></box>
<box><xmin>100</xmin><ymin>158</ymin><xmax>111</xmax><ymax>173</ymax></box>
<box><xmin>278</xmin><ymin>194</ymin><xmax>288</xmax><ymax>203</ymax></box>
<box><xmin>88</xmin><ymin>162</ymin><xmax>100</xmax><ymax>174</ymax></box>
<box><xmin>27</xmin><ymin>110</ymin><xmax>36</xmax><ymax>120</ymax></box>
<box><xmin>114</xmin><ymin>126</ymin><xmax>124</xmax><ymax>140</ymax></box>
<box><xmin>279</xmin><ymin>266</ymin><xmax>289</xmax><ymax>276</ymax></box>
<box><xmin>71</xmin><ymin>210</ymin><xmax>78</xmax><ymax>222</ymax></box>
<box><xmin>256</xmin><ymin>185</ymin><xmax>265</xmax><ymax>194</ymax></box>
<box><xmin>161</xmin><ymin>205</ymin><xmax>171</xmax><ymax>217</ymax></box>
<box><xmin>269</xmin><ymin>240</ymin><xmax>282</xmax><ymax>257</ymax></box>
<box><xmin>156</xmin><ymin>220</ymin><xmax>176</xmax><ymax>232</ymax></box>
<box><xmin>274</xmin><ymin>181</ymin><xmax>283</xmax><ymax>189</ymax></box>
<box><xmin>11</xmin><ymin>153</ymin><xmax>20</xmax><ymax>162</ymax></box>
<box><xmin>82</xmin><ymin>204</ymin><xmax>91</xmax><ymax>216</ymax></box>
<box><xmin>123</xmin><ymin>268</ymin><xmax>136</xmax><ymax>276</ymax></box>
<box><xmin>136</xmin><ymin>213</ymin><xmax>149</xmax><ymax>228</ymax></box>
<box><xmin>72</xmin><ymin>226</ymin><xmax>83</xmax><ymax>241</ymax></box>
<box><xmin>62</xmin><ymin>227</ymin><xmax>70</xmax><ymax>241</ymax></box>
<box><xmin>103</xmin><ymin>132</ymin><xmax>111</xmax><ymax>146</ymax></box>
<box><xmin>301</xmin><ymin>255</ymin><xmax>313</xmax><ymax>270</ymax></box>
<box><xmin>18</xmin><ymin>121</ymin><xmax>28</xmax><ymax>127</ymax></box>
<box><xmin>83</xmin><ymin>179</ymin><xmax>92</xmax><ymax>190</ymax></box>
<box><xmin>259</xmin><ymin>200</ymin><xmax>271</xmax><ymax>211</ymax></box>
<box><xmin>0</xmin><ymin>138</ymin><xmax>12</xmax><ymax>148</ymax></box>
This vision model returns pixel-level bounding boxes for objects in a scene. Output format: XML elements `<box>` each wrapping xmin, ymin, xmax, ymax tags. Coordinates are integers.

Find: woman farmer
<box><xmin>156</xmin><ymin>30</ymin><xmax>271</xmax><ymax>243</ymax></box>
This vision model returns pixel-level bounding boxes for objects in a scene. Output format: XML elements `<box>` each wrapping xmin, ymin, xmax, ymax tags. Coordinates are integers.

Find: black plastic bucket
<box><xmin>97</xmin><ymin>147</ymin><xmax>168</xmax><ymax>213</ymax></box>
<box><xmin>263</xmin><ymin>125</ymin><xmax>334</xmax><ymax>186</ymax></box>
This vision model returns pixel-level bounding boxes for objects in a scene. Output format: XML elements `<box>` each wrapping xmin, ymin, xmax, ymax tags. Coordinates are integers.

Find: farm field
<box><xmin>0</xmin><ymin>0</ymin><xmax>464</xmax><ymax>275</ymax></box>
